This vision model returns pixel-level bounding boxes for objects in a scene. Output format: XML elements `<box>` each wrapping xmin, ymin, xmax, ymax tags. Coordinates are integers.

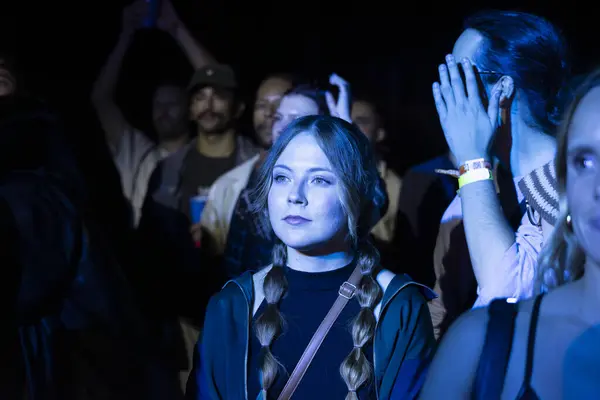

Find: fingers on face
<box><xmin>445</xmin><ymin>55</ymin><xmax>466</xmax><ymax>105</ymax></box>
<box><xmin>432</xmin><ymin>82</ymin><xmax>447</xmax><ymax>119</ymax></box>
<box><xmin>435</xmin><ymin>55</ymin><xmax>487</xmax><ymax>115</ymax></box>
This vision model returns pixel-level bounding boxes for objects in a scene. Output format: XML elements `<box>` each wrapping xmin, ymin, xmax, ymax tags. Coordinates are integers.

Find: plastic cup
<box><xmin>190</xmin><ymin>195</ymin><xmax>208</xmax><ymax>224</ymax></box>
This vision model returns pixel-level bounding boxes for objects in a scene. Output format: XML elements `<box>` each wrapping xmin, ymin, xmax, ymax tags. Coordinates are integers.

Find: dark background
<box><xmin>1</xmin><ymin>0</ymin><xmax>596</xmax><ymax>174</ymax></box>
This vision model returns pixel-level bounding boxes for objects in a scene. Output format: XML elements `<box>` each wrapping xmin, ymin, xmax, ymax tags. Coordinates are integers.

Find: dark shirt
<box><xmin>179</xmin><ymin>149</ymin><xmax>237</xmax><ymax>219</ymax></box>
<box><xmin>223</xmin><ymin>168</ymin><xmax>273</xmax><ymax>278</ymax></box>
<box><xmin>247</xmin><ymin>262</ymin><xmax>374</xmax><ymax>399</ymax></box>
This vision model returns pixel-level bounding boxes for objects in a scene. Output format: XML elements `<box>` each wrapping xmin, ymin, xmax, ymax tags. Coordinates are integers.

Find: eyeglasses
<box><xmin>478</xmin><ymin>70</ymin><xmax>502</xmax><ymax>76</ymax></box>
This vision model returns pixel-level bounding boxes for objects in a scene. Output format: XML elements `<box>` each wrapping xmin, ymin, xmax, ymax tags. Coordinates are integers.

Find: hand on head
<box><xmin>325</xmin><ymin>73</ymin><xmax>352</xmax><ymax>123</ymax></box>
<box><xmin>121</xmin><ymin>0</ymin><xmax>148</xmax><ymax>34</ymax></box>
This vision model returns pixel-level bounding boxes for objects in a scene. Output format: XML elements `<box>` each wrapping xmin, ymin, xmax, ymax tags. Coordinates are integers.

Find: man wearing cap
<box><xmin>136</xmin><ymin>62</ymin><xmax>258</xmax><ymax>394</ymax></box>
<box><xmin>91</xmin><ymin>0</ymin><xmax>217</xmax><ymax>227</ymax></box>
<box><xmin>146</xmin><ymin>64</ymin><xmax>258</xmax><ymax>221</ymax></box>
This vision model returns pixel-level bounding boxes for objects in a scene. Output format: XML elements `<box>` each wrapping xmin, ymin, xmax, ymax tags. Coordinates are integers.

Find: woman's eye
<box><xmin>574</xmin><ymin>154</ymin><xmax>595</xmax><ymax>170</ymax></box>
<box><xmin>273</xmin><ymin>175</ymin><xmax>288</xmax><ymax>183</ymax></box>
<box><xmin>312</xmin><ymin>177</ymin><xmax>331</xmax><ymax>185</ymax></box>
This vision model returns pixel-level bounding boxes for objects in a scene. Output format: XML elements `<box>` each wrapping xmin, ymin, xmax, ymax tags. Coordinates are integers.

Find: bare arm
<box><xmin>419</xmin><ymin>308</ymin><xmax>488</xmax><ymax>399</ymax></box>
<box><xmin>171</xmin><ymin>23</ymin><xmax>216</xmax><ymax>69</ymax></box>
<box><xmin>160</xmin><ymin>0</ymin><xmax>216</xmax><ymax>69</ymax></box>
<box><xmin>90</xmin><ymin>30</ymin><xmax>133</xmax><ymax>151</ymax></box>
<box><xmin>460</xmin><ymin>178</ymin><xmax>516</xmax><ymax>293</ymax></box>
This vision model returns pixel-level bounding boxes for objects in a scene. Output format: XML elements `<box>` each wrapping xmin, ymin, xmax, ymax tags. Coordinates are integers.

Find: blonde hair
<box><xmin>534</xmin><ymin>70</ymin><xmax>600</xmax><ymax>292</ymax></box>
<box><xmin>250</xmin><ymin>115</ymin><xmax>388</xmax><ymax>398</ymax></box>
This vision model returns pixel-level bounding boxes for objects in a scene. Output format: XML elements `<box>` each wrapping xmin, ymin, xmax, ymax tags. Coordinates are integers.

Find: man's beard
<box><xmin>194</xmin><ymin>111</ymin><xmax>232</xmax><ymax>135</ymax></box>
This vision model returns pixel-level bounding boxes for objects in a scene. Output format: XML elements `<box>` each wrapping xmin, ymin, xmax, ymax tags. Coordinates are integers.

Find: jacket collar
<box><xmin>224</xmin><ymin>265</ymin><xmax>436</xmax><ymax>320</ymax></box>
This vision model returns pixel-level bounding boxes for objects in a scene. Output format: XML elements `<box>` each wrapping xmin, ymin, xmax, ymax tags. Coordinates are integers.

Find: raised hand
<box><xmin>325</xmin><ymin>73</ymin><xmax>352</xmax><ymax>123</ymax></box>
<box><xmin>121</xmin><ymin>0</ymin><xmax>148</xmax><ymax>35</ymax></box>
<box><xmin>157</xmin><ymin>0</ymin><xmax>181</xmax><ymax>34</ymax></box>
<box><xmin>432</xmin><ymin>54</ymin><xmax>502</xmax><ymax>165</ymax></box>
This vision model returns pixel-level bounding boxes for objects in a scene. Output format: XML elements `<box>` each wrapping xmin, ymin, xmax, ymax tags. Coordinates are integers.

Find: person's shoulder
<box><xmin>212</xmin><ymin>155</ymin><xmax>259</xmax><ymax>188</ymax></box>
<box><xmin>159</xmin><ymin>140</ymin><xmax>193</xmax><ymax>170</ymax></box>
<box><xmin>211</xmin><ymin>276</ymin><xmax>249</xmax><ymax>304</ymax></box>
<box><xmin>378</xmin><ymin>270</ymin><xmax>437</xmax><ymax>304</ymax></box>
<box><xmin>446</xmin><ymin>305</ymin><xmax>489</xmax><ymax>339</ymax></box>
<box><xmin>203</xmin><ymin>278</ymin><xmax>248</xmax><ymax>325</ymax></box>
<box><xmin>419</xmin><ymin>305</ymin><xmax>489</xmax><ymax>399</ymax></box>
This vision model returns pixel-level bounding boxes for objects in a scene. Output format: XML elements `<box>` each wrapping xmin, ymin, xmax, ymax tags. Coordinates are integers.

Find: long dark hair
<box><xmin>250</xmin><ymin>115</ymin><xmax>387</xmax><ymax>399</ymax></box>
<box><xmin>465</xmin><ymin>10</ymin><xmax>571</xmax><ymax>134</ymax></box>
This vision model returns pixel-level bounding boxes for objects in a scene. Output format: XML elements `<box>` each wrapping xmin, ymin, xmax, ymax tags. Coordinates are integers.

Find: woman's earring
<box><xmin>566</xmin><ymin>214</ymin><xmax>573</xmax><ymax>230</ymax></box>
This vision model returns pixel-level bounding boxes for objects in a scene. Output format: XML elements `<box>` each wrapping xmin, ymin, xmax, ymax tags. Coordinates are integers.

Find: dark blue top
<box><xmin>247</xmin><ymin>262</ymin><xmax>374</xmax><ymax>399</ymax></box>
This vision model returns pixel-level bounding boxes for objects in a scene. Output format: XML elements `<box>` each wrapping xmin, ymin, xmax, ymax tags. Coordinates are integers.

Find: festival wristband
<box><xmin>459</xmin><ymin>158</ymin><xmax>492</xmax><ymax>176</ymax></box>
<box><xmin>458</xmin><ymin>168</ymin><xmax>493</xmax><ymax>189</ymax></box>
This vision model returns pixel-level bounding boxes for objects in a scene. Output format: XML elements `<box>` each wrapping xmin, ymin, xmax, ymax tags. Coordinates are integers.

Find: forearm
<box><xmin>172</xmin><ymin>23</ymin><xmax>216</xmax><ymax>69</ymax></box>
<box><xmin>459</xmin><ymin>179</ymin><xmax>515</xmax><ymax>288</ymax></box>
<box><xmin>91</xmin><ymin>30</ymin><xmax>135</xmax><ymax>150</ymax></box>
<box><xmin>91</xmin><ymin>31</ymin><xmax>133</xmax><ymax>102</ymax></box>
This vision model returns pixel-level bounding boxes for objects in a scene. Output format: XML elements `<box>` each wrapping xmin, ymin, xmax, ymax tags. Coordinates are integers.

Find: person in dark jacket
<box><xmin>0</xmin><ymin>95</ymin><xmax>181</xmax><ymax>399</ymax></box>
<box><xmin>186</xmin><ymin>116</ymin><xmax>436</xmax><ymax>400</ymax></box>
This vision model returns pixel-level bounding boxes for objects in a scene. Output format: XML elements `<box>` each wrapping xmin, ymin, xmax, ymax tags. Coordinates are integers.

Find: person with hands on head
<box><xmin>421</xmin><ymin>66</ymin><xmax>600</xmax><ymax>400</ymax></box>
<box><xmin>429</xmin><ymin>10</ymin><xmax>571</xmax><ymax>310</ymax></box>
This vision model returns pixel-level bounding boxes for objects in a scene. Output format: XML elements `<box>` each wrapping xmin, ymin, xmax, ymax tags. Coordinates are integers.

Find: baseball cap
<box><xmin>188</xmin><ymin>64</ymin><xmax>237</xmax><ymax>92</ymax></box>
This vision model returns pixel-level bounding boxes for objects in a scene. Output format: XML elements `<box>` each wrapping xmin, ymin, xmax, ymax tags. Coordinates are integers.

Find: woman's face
<box><xmin>268</xmin><ymin>132</ymin><xmax>347</xmax><ymax>254</ymax></box>
<box><xmin>271</xmin><ymin>95</ymin><xmax>320</xmax><ymax>143</ymax></box>
<box><xmin>566</xmin><ymin>86</ymin><xmax>600</xmax><ymax>268</ymax></box>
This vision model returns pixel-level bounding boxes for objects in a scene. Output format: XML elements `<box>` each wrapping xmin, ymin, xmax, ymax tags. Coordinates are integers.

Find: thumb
<box><xmin>325</xmin><ymin>91</ymin><xmax>338</xmax><ymax>116</ymax></box>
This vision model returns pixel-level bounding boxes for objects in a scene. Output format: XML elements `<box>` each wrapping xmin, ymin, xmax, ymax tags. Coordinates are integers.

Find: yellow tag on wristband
<box><xmin>458</xmin><ymin>168</ymin><xmax>493</xmax><ymax>189</ymax></box>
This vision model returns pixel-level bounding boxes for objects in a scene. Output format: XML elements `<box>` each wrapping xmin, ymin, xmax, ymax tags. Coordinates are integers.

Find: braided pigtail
<box><xmin>254</xmin><ymin>240</ymin><xmax>288</xmax><ymax>398</ymax></box>
<box><xmin>339</xmin><ymin>240</ymin><xmax>382</xmax><ymax>399</ymax></box>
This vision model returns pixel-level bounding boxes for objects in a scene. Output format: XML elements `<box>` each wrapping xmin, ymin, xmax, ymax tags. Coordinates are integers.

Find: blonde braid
<box><xmin>254</xmin><ymin>241</ymin><xmax>288</xmax><ymax>398</ymax></box>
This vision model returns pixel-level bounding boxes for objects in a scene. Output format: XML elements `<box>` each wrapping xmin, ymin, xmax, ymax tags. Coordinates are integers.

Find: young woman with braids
<box><xmin>421</xmin><ymin>69</ymin><xmax>600</xmax><ymax>399</ymax></box>
<box><xmin>186</xmin><ymin>115</ymin><xmax>436</xmax><ymax>399</ymax></box>
<box><xmin>197</xmin><ymin>83</ymin><xmax>332</xmax><ymax>278</ymax></box>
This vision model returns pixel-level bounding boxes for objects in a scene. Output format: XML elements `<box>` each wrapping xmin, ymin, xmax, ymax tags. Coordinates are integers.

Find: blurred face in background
<box><xmin>271</xmin><ymin>94</ymin><xmax>320</xmax><ymax>143</ymax></box>
<box><xmin>152</xmin><ymin>85</ymin><xmax>188</xmax><ymax>141</ymax></box>
<box><xmin>0</xmin><ymin>58</ymin><xmax>17</xmax><ymax>97</ymax></box>
<box><xmin>351</xmin><ymin>100</ymin><xmax>385</xmax><ymax>143</ymax></box>
<box><xmin>253</xmin><ymin>76</ymin><xmax>293</xmax><ymax>149</ymax></box>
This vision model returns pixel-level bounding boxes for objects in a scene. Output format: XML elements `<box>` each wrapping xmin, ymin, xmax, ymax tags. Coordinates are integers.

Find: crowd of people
<box><xmin>2</xmin><ymin>1</ymin><xmax>599</xmax><ymax>399</ymax></box>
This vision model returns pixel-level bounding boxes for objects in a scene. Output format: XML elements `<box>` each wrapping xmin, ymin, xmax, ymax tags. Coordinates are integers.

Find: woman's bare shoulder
<box><xmin>420</xmin><ymin>306</ymin><xmax>490</xmax><ymax>399</ymax></box>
